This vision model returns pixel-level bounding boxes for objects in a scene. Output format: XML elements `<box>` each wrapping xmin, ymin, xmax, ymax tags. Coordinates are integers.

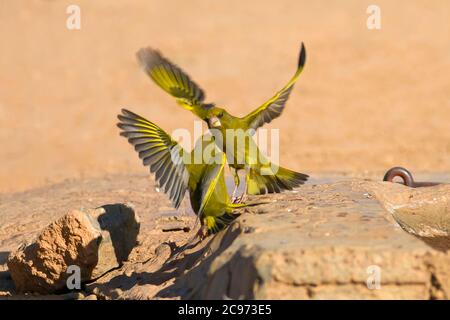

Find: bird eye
<box><xmin>218</xmin><ymin>112</ymin><xmax>224</xmax><ymax>118</ymax></box>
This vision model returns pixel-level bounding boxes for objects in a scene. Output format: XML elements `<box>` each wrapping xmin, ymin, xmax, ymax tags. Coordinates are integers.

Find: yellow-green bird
<box><xmin>136</xmin><ymin>44</ymin><xmax>309</xmax><ymax>199</ymax></box>
<box><xmin>117</xmin><ymin>108</ymin><xmax>247</xmax><ymax>235</ymax></box>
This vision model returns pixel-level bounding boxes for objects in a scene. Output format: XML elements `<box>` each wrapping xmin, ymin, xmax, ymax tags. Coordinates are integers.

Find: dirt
<box><xmin>2</xmin><ymin>176</ymin><xmax>449</xmax><ymax>299</ymax></box>
<box><xmin>1</xmin><ymin>0</ymin><xmax>449</xmax><ymax>193</ymax></box>
<box><xmin>0</xmin><ymin>174</ymin><xmax>195</xmax><ymax>298</ymax></box>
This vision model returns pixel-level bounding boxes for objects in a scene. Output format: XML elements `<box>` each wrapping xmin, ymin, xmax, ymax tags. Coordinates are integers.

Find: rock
<box><xmin>3</xmin><ymin>175</ymin><xmax>450</xmax><ymax>299</ymax></box>
<box><xmin>81</xmin><ymin>179</ymin><xmax>450</xmax><ymax>300</ymax></box>
<box><xmin>90</xmin><ymin>204</ymin><xmax>141</xmax><ymax>277</ymax></box>
<box><xmin>365</xmin><ymin>182</ymin><xmax>450</xmax><ymax>251</ymax></box>
<box><xmin>7</xmin><ymin>204</ymin><xmax>140</xmax><ymax>294</ymax></box>
<box><xmin>154</xmin><ymin>181</ymin><xmax>450</xmax><ymax>300</ymax></box>
<box><xmin>157</xmin><ymin>216</ymin><xmax>192</xmax><ymax>233</ymax></box>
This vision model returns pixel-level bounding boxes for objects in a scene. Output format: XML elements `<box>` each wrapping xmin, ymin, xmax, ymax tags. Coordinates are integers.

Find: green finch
<box><xmin>117</xmin><ymin>108</ymin><xmax>247</xmax><ymax>235</ymax></box>
<box><xmin>136</xmin><ymin>44</ymin><xmax>308</xmax><ymax>199</ymax></box>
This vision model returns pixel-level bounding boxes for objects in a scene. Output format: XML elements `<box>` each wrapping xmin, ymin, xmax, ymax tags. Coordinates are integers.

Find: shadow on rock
<box><xmin>0</xmin><ymin>251</ymin><xmax>15</xmax><ymax>294</ymax></box>
<box><xmin>155</xmin><ymin>223</ymin><xmax>241</xmax><ymax>299</ymax></box>
<box><xmin>96</xmin><ymin>204</ymin><xmax>140</xmax><ymax>263</ymax></box>
<box><xmin>87</xmin><ymin>222</ymin><xmax>242</xmax><ymax>299</ymax></box>
<box><xmin>0</xmin><ymin>251</ymin><xmax>10</xmax><ymax>265</ymax></box>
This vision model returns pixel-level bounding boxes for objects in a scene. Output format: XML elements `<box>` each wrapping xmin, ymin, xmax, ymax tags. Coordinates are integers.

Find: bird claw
<box><xmin>232</xmin><ymin>193</ymin><xmax>246</xmax><ymax>204</ymax></box>
<box><xmin>196</xmin><ymin>226</ymin><xmax>208</xmax><ymax>241</ymax></box>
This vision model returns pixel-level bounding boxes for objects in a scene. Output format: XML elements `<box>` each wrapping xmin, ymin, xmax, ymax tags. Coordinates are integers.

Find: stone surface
<box><xmin>6</xmin><ymin>203</ymin><xmax>140</xmax><ymax>294</ymax></box>
<box><xmin>1</xmin><ymin>174</ymin><xmax>449</xmax><ymax>299</ymax></box>
<box><xmin>90</xmin><ymin>204</ymin><xmax>140</xmax><ymax>278</ymax></box>
<box><xmin>155</xmin><ymin>181</ymin><xmax>450</xmax><ymax>300</ymax></box>
<box><xmin>366</xmin><ymin>182</ymin><xmax>450</xmax><ymax>252</ymax></box>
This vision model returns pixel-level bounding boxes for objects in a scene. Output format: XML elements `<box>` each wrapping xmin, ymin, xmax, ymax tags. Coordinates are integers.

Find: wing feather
<box><xmin>136</xmin><ymin>48</ymin><xmax>206</xmax><ymax>110</ymax></box>
<box><xmin>243</xmin><ymin>43</ymin><xmax>306</xmax><ymax>131</ymax></box>
<box><xmin>117</xmin><ymin>109</ymin><xmax>189</xmax><ymax>208</ymax></box>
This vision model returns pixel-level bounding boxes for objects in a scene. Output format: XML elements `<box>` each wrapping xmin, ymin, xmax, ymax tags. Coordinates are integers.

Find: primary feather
<box><xmin>243</xmin><ymin>43</ymin><xmax>306</xmax><ymax>130</ymax></box>
<box><xmin>117</xmin><ymin>109</ymin><xmax>189</xmax><ymax>209</ymax></box>
<box><xmin>136</xmin><ymin>48</ymin><xmax>210</xmax><ymax>115</ymax></box>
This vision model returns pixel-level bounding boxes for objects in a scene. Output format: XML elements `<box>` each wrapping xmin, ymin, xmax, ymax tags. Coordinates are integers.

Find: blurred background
<box><xmin>0</xmin><ymin>0</ymin><xmax>449</xmax><ymax>193</ymax></box>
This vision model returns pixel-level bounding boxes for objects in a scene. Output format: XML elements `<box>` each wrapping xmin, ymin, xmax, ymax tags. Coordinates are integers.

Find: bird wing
<box><xmin>136</xmin><ymin>47</ymin><xmax>210</xmax><ymax>114</ymax></box>
<box><xmin>197</xmin><ymin>153</ymin><xmax>227</xmax><ymax>219</ymax></box>
<box><xmin>117</xmin><ymin>108</ymin><xmax>189</xmax><ymax>209</ymax></box>
<box><xmin>243</xmin><ymin>43</ymin><xmax>306</xmax><ymax>131</ymax></box>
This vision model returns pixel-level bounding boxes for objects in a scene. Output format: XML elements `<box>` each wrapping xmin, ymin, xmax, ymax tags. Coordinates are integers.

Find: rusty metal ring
<box><xmin>383</xmin><ymin>167</ymin><xmax>415</xmax><ymax>187</ymax></box>
<box><xmin>383</xmin><ymin>167</ymin><xmax>441</xmax><ymax>188</ymax></box>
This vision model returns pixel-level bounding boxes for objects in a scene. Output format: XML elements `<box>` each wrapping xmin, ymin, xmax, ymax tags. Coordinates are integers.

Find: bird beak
<box><xmin>208</xmin><ymin>116</ymin><xmax>221</xmax><ymax>128</ymax></box>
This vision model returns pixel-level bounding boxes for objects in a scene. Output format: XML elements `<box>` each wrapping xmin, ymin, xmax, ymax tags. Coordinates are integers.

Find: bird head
<box><xmin>205</xmin><ymin>107</ymin><xmax>228</xmax><ymax>129</ymax></box>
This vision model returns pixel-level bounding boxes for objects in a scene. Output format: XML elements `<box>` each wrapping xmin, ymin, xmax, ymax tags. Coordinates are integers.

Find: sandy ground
<box><xmin>1</xmin><ymin>0</ymin><xmax>449</xmax><ymax>193</ymax></box>
<box><xmin>2</xmin><ymin>175</ymin><xmax>449</xmax><ymax>299</ymax></box>
<box><xmin>0</xmin><ymin>174</ymin><xmax>196</xmax><ymax>297</ymax></box>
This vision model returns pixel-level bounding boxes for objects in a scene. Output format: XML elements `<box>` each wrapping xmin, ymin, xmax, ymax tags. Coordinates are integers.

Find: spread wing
<box><xmin>117</xmin><ymin>109</ymin><xmax>189</xmax><ymax>209</ymax></box>
<box><xmin>136</xmin><ymin>48</ymin><xmax>212</xmax><ymax>115</ymax></box>
<box><xmin>243</xmin><ymin>43</ymin><xmax>306</xmax><ymax>131</ymax></box>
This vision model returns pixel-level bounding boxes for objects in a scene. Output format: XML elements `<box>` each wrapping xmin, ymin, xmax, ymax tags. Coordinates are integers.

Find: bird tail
<box><xmin>247</xmin><ymin>165</ymin><xmax>308</xmax><ymax>195</ymax></box>
<box><xmin>204</xmin><ymin>212</ymin><xmax>238</xmax><ymax>235</ymax></box>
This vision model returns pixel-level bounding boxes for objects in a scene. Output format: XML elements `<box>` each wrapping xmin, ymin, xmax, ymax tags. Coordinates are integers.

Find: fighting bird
<box><xmin>136</xmin><ymin>44</ymin><xmax>309</xmax><ymax>200</ymax></box>
<box><xmin>117</xmin><ymin>108</ymin><xmax>248</xmax><ymax>235</ymax></box>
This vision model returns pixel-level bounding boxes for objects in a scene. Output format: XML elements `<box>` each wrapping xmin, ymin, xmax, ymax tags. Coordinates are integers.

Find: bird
<box><xmin>135</xmin><ymin>44</ymin><xmax>309</xmax><ymax>200</ymax></box>
<box><xmin>117</xmin><ymin>108</ymin><xmax>248</xmax><ymax>235</ymax></box>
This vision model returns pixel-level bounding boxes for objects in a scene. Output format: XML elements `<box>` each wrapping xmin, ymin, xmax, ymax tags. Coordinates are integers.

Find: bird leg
<box><xmin>196</xmin><ymin>225</ymin><xmax>208</xmax><ymax>241</ymax></box>
<box><xmin>231</xmin><ymin>168</ymin><xmax>241</xmax><ymax>203</ymax></box>
<box><xmin>233</xmin><ymin>171</ymin><xmax>249</xmax><ymax>204</ymax></box>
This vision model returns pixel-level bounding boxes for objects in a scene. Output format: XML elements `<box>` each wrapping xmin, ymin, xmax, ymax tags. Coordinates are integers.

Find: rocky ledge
<box><xmin>0</xmin><ymin>175</ymin><xmax>449</xmax><ymax>299</ymax></box>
